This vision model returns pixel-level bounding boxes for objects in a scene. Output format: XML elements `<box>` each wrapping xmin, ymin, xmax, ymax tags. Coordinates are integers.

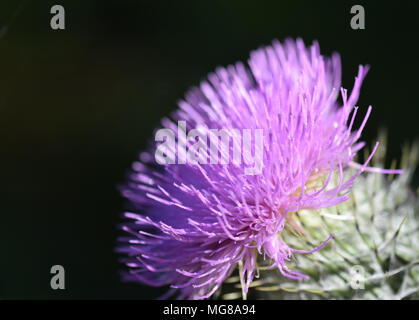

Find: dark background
<box><xmin>0</xmin><ymin>0</ymin><xmax>418</xmax><ymax>299</ymax></box>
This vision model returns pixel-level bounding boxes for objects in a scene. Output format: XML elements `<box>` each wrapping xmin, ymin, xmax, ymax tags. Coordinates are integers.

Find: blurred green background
<box><xmin>0</xmin><ymin>0</ymin><xmax>418</xmax><ymax>299</ymax></box>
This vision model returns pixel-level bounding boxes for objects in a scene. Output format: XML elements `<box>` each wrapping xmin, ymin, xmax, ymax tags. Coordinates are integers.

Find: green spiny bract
<box><xmin>219</xmin><ymin>136</ymin><xmax>419</xmax><ymax>300</ymax></box>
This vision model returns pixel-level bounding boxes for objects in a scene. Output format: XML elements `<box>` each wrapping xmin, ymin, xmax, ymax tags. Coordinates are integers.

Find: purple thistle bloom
<box><xmin>117</xmin><ymin>38</ymin><xmax>400</xmax><ymax>299</ymax></box>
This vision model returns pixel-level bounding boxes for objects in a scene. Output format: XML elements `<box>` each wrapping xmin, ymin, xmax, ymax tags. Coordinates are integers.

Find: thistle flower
<box><xmin>117</xmin><ymin>38</ymin><xmax>399</xmax><ymax>299</ymax></box>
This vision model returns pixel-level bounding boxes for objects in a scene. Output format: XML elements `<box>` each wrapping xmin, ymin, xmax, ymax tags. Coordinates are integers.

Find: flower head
<box><xmin>118</xmin><ymin>38</ymin><xmax>399</xmax><ymax>299</ymax></box>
